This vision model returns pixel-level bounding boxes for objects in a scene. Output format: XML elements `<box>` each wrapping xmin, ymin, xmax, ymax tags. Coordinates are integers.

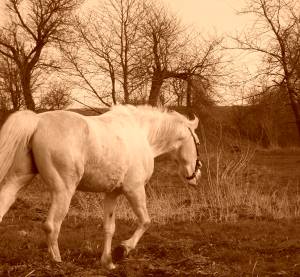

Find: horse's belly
<box><xmin>77</xmin><ymin>179</ymin><xmax>107</xmax><ymax>192</ymax></box>
<box><xmin>78</xmin><ymin>162</ymin><xmax>125</xmax><ymax>192</ymax></box>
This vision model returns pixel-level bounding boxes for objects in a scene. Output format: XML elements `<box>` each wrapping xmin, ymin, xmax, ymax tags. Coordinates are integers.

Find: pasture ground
<box><xmin>0</xmin><ymin>149</ymin><xmax>300</xmax><ymax>277</ymax></box>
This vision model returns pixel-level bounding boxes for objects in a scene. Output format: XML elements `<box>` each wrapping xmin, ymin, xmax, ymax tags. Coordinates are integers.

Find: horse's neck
<box><xmin>141</xmin><ymin>115</ymin><xmax>179</xmax><ymax>158</ymax></box>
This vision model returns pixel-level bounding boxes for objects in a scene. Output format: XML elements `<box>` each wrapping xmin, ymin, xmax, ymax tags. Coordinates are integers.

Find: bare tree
<box><xmin>64</xmin><ymin>0</ymin><xmax>145</xmax><ymax>105</ymax></box>
<box><xmin>39</xmin><ymin>82</ymin><xmax>72</xmax><ymax>110</ymax></box>
<box><xmin>170</xmin><ymin>79</ymin><xmax>185</xmax><ymax>106</ymax></box>
<box><xmin>140</xmin><ymin>2</ymin><xmax>184</xmax><ymax>106</ymax></box>
<box><xmin>232</xmin><ymin>0</ymin><xmax>300</xmax><ymax>139</ymax></box>
<box><xmin>0</xmin><ymin>56</ymin><xmax>23</xmax><ymax>110</ymax></box>
<box><xmin>61</xmin><ymin>44</ymin><xmax>113</xmax><ymax>107</ymax></box>
<box><xmin>190</xmin><ymin>77</ymin><xmax>216</xmax><ymax>108</ymax></box>
<box><xmin>63</xmin><ymin>0</ymin><xmax>226</xmax><ymax>108</ymax></box>
<box><xmin>141</xmin><ymin>2</ymin><xmax>226</xmax><ymax>106</ymax></box>
<box><xmin>0</xmin><ymin>0</ymin><xmax>82</xmax><ymax>110</ymax></box>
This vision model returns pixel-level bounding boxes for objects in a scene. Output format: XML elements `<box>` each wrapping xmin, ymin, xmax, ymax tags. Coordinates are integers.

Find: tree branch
<box><xmin>10</xmin><ymin>0</ymin><xmax>38</xmax><ymax>40</ymax></box>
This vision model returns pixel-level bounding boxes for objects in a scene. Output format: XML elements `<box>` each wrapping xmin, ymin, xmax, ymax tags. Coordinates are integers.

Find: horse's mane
<box><xmin>110</xmin><ymin>105</ymin><xmax>194</xmax><ymax>153</ymax></box>
<box><xmin>110</xmin><ymin>104</ymin><xmax>190</xmax><ymax>127</ymax></box>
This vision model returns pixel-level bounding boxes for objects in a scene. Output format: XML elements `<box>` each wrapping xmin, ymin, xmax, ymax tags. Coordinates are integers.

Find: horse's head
<box><xmin>172</xmin><ymin>115</ymin><xmax>202</xmax><ymax>186</ymax></box>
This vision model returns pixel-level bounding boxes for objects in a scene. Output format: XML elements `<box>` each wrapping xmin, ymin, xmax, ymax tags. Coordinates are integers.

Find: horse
<box><xmin>0</xmin><ymin>104</ymin><xmax>202</xmax><ymax>270</ymax></box>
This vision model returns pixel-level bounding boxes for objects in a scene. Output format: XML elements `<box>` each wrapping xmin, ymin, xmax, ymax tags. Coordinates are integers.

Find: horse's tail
<box><xmin>0</xmin><ymin>111</ymin><xmax>39</xmax><ymax>184</ymax></box>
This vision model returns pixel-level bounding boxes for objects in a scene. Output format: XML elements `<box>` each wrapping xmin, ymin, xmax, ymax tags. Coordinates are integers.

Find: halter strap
<box><xmin>186</xmin><ymin>128</ymin><xmax>202</xmax><ymax>180</ymax></box>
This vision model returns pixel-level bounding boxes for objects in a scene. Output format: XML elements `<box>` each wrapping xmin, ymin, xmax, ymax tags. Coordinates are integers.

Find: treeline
<box><xmin>0</xmin><ymin>0</ymin><xmax>225</xmax><ymax>111</ymax></box>
<box><xmin>0</xmin><ymin>0</ymin><xmax>299</xmax><ymax>145</ymax></box>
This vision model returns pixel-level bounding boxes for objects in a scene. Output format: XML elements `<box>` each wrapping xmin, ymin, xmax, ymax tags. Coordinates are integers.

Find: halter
<box><xmin>186</xmin><ymin>128</ymin><xmax>202</xmax><ymax>180</ymax></box>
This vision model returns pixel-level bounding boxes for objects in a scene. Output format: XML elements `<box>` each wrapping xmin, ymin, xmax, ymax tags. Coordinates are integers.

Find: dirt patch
<box><xmin>1</xmin><ymin>205</ymin><xmax>300</xmax><ymax>277</ymax></box>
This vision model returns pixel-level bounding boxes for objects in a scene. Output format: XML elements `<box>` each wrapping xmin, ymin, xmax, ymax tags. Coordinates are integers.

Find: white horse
<box><xmin>0</xmin><ymin>105</ymin><xmax>201</xmax><ymax>270</ymax></box>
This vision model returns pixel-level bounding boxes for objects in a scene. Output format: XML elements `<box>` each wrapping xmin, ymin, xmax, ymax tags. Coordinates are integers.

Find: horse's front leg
<box><xmin>100</xmin><ymin>191</ymin><xmax>119</xmax><ymax>270</ymax></box>
<box><xmin>114</xmin><ymin>185</ymin><xmax>150</xmax><ymax>260</ymax></box>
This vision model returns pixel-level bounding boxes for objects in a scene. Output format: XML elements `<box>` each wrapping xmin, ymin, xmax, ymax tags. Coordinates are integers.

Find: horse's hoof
<box><xmin>112</xmin><ymin>245</ymin><xmax>128</xmax><ymax>262</ymax></box>
<box><xmin>101</xmin><ymin>258</ymin><xmax>117</xmax><ymax>270</ymax></box>
<box><xmin>51</xmin><ymin>255</ymin><xmax>62</xmax><ymax>263</ymax></box>
<box><xmin>105</xmin><ymin>262</ymin><xmax>116</xmax><ymax>270</ymax></box>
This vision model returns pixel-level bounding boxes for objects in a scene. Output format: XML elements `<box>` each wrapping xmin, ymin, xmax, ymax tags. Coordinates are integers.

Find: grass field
<box><xmin>0</xmin><ymin>148</ymin><xmax>299</xmax><ymax>276</ymax></box>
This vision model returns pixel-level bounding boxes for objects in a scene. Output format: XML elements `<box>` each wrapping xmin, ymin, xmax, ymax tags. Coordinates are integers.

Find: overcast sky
<box><xmin>0</xmin><ymin>0</ymin><xmax>250</xmax><ymax>31</ymax></box>
<box><xmin>163</xmin><ymin>0</ymin><xmax>251</xmax><ymax>35</ymax></box>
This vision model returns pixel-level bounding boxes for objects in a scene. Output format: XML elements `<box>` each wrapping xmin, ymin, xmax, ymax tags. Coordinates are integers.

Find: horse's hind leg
<box><xmin>32</xmin><ymin>125</ymin><xmax>84</xmax><ymax>263</ymax></box>
<box><xmin>43</xmin><ymin>188</ymin><xmax>75</xmax><ymax>262</ymax></box>
<box><xmin>0</xmin><ymin>174</ymin><xmax>35</xmax><ymax>222</ymax></box>
<box><xmin>0</xmin><ymin>151</ymin><xmax>35</xmax><ymax>223</ymax></box>
<box><xmin>35</xmin><ymin>156</ymin><xmax>80</xmax><ymax>262</ymax></box>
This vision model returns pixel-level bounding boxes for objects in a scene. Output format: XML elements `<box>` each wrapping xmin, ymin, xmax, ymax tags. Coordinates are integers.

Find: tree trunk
<box><xmin>8</xmin><ymin>80</ymin><xmax>20</xmax><ymax>111</ymax></box>
<box><xmin>186</xmin><ymin>79</ymin><xmax>192</xmax><ymax>108</ymax></box>
<box><xmin>110</xmin><ymin>71</ymin><xmax>117</xmax><ymax>105</ymax></box>
<box><xmin>287</xmin><ymin>86</ymin><xmax>300</xmax><ymax>141</ymax></box>
<box><xmin>111</xmin><ymin>84</ymin><xmax>117</xmax><ymax>105</ymax></box>
<box><xmin>123</xmin><ymin>78</ymin><xmax>129</xmax><ymax>104</ymax></box>
<box><xmin>21</xmin><ymin>74</ymin><xmax>35</xmax><ymax>111</ymax></box>
<box><xmin>122</xmin><ymin>56</ymin><xmax>129</xmax><ymax>104</ymax></box>
<box><xmin>148</xmin><ymin>73</ymin><xmax>164</xmax><ymax>106</ymax></box>
<box><xmin>10</xmin><ymin>91</ymin><xmax>19</xmax><ymax>111</ymax></box>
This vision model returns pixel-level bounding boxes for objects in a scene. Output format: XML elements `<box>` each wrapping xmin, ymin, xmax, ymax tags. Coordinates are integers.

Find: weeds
<box><xmin>17</xmin><ymin>141</ymin><xmax>300</xmax><ymax>224</ymax></box>
<box><xmin>64</xmin><ymin>148</ymin><xmax>299</xmax><ymax>223</ymax></box>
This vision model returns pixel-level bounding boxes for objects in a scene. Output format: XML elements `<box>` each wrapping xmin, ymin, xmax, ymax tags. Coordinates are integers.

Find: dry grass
<box><xmin>60</xmin><ymin>149</ymin><xmax>300</xmax><ymax>224</ymax></box>
<box><xmin>18</xmin><ymin>139</ymin><xmax>300</xmax><ymax>224</ymax></box>
<box><xmin>153</xmin><ymin>150</ymin><xmax>298</xmax><ymax>222</ymax></box>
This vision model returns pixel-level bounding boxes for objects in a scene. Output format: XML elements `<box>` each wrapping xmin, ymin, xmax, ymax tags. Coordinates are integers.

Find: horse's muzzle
<box><xmin>186</xmin><ymin>169</ymin><xmax>201</xmax><ymax>186</ymax></box>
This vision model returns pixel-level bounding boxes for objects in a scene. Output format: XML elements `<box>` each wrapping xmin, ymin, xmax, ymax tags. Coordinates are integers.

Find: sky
<box><xmin>163</xmin><ymin>0</ymin><xmax>250</xmax><ymax>35</ymax></box>
<box><xmin>0</xmin><ymin>0</ymin><xmax>250</xmax><ymax>32</ymax></box>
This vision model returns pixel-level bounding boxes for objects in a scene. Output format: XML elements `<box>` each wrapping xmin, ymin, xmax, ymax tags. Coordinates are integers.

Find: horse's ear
<box><xmin>190</xmin><ymin>114</ymin><xmax>199</xmax><ymax>129</ymax></box>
